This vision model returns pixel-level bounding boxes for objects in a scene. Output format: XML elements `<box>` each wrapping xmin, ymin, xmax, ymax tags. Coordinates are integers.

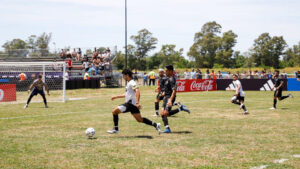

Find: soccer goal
<box><xmin>0</xmin><ymin>62</ymin><xmax>66</xmax><ymax>103</ymax></box>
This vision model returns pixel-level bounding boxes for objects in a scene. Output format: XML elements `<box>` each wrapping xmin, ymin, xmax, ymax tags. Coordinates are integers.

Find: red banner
<box><xmin>176</xmin><ymin>79</ymin><xmax>216</xmax><ymax>92</ymax></box>
<box><xmin>0</xmin><ymin>84</ymin><xmax>17</xmax><ymax>102</ymax></box>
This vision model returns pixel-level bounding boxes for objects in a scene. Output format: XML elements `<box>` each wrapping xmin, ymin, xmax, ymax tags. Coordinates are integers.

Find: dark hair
<box><xmin>275</xmin><ymin>70</ymin><xmax>280</xmax><ymax>74</ymax></box>
<box><xmin>165</xmin><ymin>65</ymin><xmax>174</xmax><ymax>71</ymax></box>
<box><xmin>122</xmin><ymin>69</ymin><xmax>133</xmax><ymax>78</ymax></box>
<box><xmin>38</xmin><ymin>74</ymin><xmax>42</xmax><ymax>79</ymax></box>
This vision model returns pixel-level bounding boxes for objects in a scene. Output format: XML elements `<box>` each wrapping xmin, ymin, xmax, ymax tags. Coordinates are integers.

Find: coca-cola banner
<box><xmin>176</xmin><ymin>79</ymin><xmax>217</xmax><ymax>92</ymax></box>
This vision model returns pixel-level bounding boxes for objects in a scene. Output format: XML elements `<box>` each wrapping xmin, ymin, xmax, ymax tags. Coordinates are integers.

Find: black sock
<box><xmin>162</xmin><ymin>115</ymin><xmax>169</xmax><ymax>127</ymax></box>
<box><xmin>142</xmin><ymin>118</ymin><xmax>157</xmax><ymax>128</ymax></box>
<box><xmin>281</xmin><ymin>96</ymin><xmax>289</xmax><ymax>100</ymax></box>
<box><xmin>273</xmin><ymin>99</ymin><xmax>277</xmax><ymax>108</ymax></box>
<box><xmin>242</xmin><ymin>105</ymin><xmax>247</xmax><ymax>111</ymax></box>
<box><xmin>27</xmin><ymin>95</ymin><xmax>34</xmax><ymax>105</ymax></box>
<box><xmin>155</xmin><ymin>102</ymin><xmax>159</xmax><ymax>115</ymax></box>
<box><xmin>113</xmin><ymin>114</ymin><xmax>119</xmax><ymax>130</ymax></box>
<box><xmin>41</xmin><ymin>94</ymin><xmax>47</xmax><ymax>106</ymax></box>
<box><xmin>232</xmin><ymin>100</ymin><xmax>241</xmax><ymax>105</ymax></box>
<box><xmin>169</xmin><ymin>108</ymin><xmax>180</xmax><ymax>116</ymax></box>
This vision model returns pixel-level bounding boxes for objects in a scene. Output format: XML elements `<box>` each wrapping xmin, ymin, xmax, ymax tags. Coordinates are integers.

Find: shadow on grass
<box><xmin>88</xmin><ymin>137</ymin><xmax>98</xmax><ymax>140</ymax></box>
<box><xmin>170</xmin><ymin>131</ymin><xmax>192</xmax><ymax>134</ymax></box>
<box><xmin>280</xmin><ymin>108</ymin><xmax>289</xmax><ymax>110</ymax></box>
<box><xmin>117</xmin><ymin>135</ymin><xmax>153</xmax><ymax>139</ymax></box>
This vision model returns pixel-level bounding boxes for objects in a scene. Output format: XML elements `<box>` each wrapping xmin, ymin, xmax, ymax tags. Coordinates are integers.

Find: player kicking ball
<box><xmin>107</xmin><ymin>69</ymin><xmax>161</xmax><ymax>134</ymax></box>
<box><xmin>161</xmin><ymin>65</ymin><xmax>190</xmax><ymax>133</ymax></box>
<box><xmin>24</xmin><ymin>74</ymin><xmax>50</xmax><ymax>108</ymax></box>
<box><xmin>270</xmin><ymin>70</ymin><xmax>293</xmax><ymax>110</ymax></box>
<box><xmin>229</xmin><ymin>74</ymin><xmax>249</xmax><ymax>115</ymax></box>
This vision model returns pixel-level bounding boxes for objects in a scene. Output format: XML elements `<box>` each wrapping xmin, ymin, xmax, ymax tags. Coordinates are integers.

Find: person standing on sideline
<box><xmin>148</xmin><ymin>70</ymin><xmax>156</xmax><ymax>86</ymax></box>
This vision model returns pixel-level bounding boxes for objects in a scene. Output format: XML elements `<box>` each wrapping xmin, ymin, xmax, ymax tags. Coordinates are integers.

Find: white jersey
<box><xmin>233</xmin><ymin>80</ymin><xmax>245</xmax><ymax>97</ymax></box>
<box><xmin>125</xmin><ymin>80</ymin><xmax>138</xmax><ymax>105</ymax></box>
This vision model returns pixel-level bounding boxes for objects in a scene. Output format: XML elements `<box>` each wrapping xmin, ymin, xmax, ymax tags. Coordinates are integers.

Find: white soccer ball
<box><xmin>85</xmin><ymin>127</ymin><xmax>95</xmax><ymax>138</ymax></box>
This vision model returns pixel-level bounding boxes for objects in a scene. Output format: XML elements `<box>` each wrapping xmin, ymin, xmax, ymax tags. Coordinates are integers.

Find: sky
<box><xmin>1</xmin><ymin>0</ymin><xmax>300</xmax><ymax>56</ymax></box>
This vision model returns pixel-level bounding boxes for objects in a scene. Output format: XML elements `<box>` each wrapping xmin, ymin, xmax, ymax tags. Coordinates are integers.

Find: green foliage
<box><xmin>113</xmin><ymin>51</ymin><xmax>125</xmax><ymax>70</ymax></box>
<box><xmin>283</xmin><ymin>42</ymin><xmax>300</xmax><ymax>67</ymax></box>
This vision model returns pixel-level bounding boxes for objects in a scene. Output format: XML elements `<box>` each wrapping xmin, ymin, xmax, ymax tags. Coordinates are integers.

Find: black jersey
<box><xmin>297</xmin><ymin>73</ymin><xmax>300</xmax><ymax>79</ymax></box>
<box><xmin>164</xmin><ymin>76</ymin><xmax>177</xmax><ymax>97</ymax></box>
<box><xmin>158</xmin><ymin>76</ymin><xmax>167</xmax><ymax>92</ymax></box>
<box><xmin>274</xmin><ymin>77</ymin><xmax>283</xmax><ymax>89</ymax></box>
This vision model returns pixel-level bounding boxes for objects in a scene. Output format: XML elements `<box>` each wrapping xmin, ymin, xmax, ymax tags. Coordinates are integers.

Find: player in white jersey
<box><xmin>230</xmin><ymin>74</ymin><xmax>249</xmax><ymax>114</ymax></box>
<box><xmin>107</xmin><ymin>69</ymin><xmax>161</xmax><ymax>134</ymax></box>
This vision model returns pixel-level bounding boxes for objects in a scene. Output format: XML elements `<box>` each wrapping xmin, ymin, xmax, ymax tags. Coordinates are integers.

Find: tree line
<box><xmin>114</xmin><ymin>21</ymin><xmax>300</xmax><ymax>70</ymax></box>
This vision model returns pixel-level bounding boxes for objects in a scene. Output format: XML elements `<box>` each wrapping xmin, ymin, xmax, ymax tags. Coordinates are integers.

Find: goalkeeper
<box><xmin>24</xmin><ymin>74</ymin><xmax>50</xmax><ymax>108</ymax></box>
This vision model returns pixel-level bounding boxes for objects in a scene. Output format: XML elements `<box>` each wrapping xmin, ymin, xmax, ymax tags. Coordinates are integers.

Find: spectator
<box><xmin>148</xmin><ymin>70</ymin><xmax>156</xmax><ymax>86</ymax></box>
<box><xmin>227</xmin><ymin>71</ymin><xmax>232</xmax><ymax>79</ymax></box>
<box><xmin>77</xmin><ymin>48</ymin><xmax>82</xmax><ymax>61</ymax></box>
<box><xmin>267</xmin><ymin>71</ymin><xmax>273</xmax><ymax>79</ymax></box>
<box><xmin>83</xmin><ymin>59</ymin><xmax>89</xmax><ymax>72</ymax></box>
<box><xmin>184</xmin><ymin>69</ymin><xmax>191</xmax><ymax>79</ymax></box>
<box><xmin>191</xmin><ymin>69</ymin><xmax>196</xmax><ymax>79</ymax></box>
<box><xmin>210</xmin><ymin>70</ymin><xmax>217</xmax><ymax>80</ymax></box>
<box><xmin>67</xmin><ymin>58</ymin><xmax>73</xmax><ymax>75</ymax></box>
<box><xmin>66</xmin><ymin>49</ymin><xmax>72</xmax><ymax>58</ymax></box>
<box><xmin>196</xmin><ymin>69</ymin><xmax>202</xmax><ymax>79</ymax></box>
<box><xmin>60</xmin><ymin>49</ymin><xmax>66</xmax><ymax>59</ymax></box>
<box><xmin>281</xmin><ymin>70</ymin><xmax>287</xmax><ymax>79</ymax></box>
<box><xmin>217</xmin><ymin>71</ymin><xmax>222</xmax><ymax>79</ymax></box>
<box><xmin>143</xmin><ymin>72</ymin><xmax>148</xmax><ymax>86</ymax></box>
<box><xmin>241</xmin><ymin>71</ymin><xmax>247</xmax><ymax>79</ymax></box>
<box><xmin>83</xmin><ymin>71</ymin><xmax>90</xmax><ymax>80</ymax></box>
<box><xmin>296</xmin><ymin>71</ymin><xmax>300</xmax><ymax>81</ymax></box>
<box><xmin>72</xmin><ymin>48</ymin><xmax>77</xmax><ymax>59</ymax></box>
<box><xmin>204</xmin><ymin>69</ymin><xmax>210</xmax><ymax>79</ymax></box>
<box><xmin>133</xmin><ymin>71</ymin><xmax>139</xmax><ymax>82</ymax></box>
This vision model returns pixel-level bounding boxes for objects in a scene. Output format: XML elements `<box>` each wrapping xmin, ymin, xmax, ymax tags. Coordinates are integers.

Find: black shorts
<box><xmin>156</xmin><ymin>93</ymin><xmax>164</xmax><ymax>101</ymax></box>
<box><xmin>232</xmin><ymin>94</ymin><xmax>244</xmax><ymax>101</ymax></box>
<box><xmin>118</xmin><ymin>102</ymin><xmax>140</xmax><ymax>114</ymax></box>
<box><xmin>162</xmin><ymin>96</ymin><xmax>176</xmax><ymax>112</ymax></box>
<box><xmin>31</xmin><ymin>89</ymin><xmax>45</xmax><ymax>97</ymax></box>
<box><xmin>274</xmin><ymin>90</ymin><xmax>282</xmax><ymax>98</ymax></box>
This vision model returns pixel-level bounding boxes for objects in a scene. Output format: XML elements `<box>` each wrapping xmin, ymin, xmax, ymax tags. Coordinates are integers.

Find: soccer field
<box><xmin>0</xmin><ymin>87</ymin><xmax>299</xmax><ymax>169</ymax></box>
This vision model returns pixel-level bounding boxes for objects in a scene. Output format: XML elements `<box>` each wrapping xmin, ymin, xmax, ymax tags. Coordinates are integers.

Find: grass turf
<box><xmin>0</xmin><ymin>87</ymin><xmax>299</xmax><ymax>169</ymax></box>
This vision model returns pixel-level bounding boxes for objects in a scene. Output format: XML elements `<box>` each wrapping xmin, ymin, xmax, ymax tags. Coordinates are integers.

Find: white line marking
<box><xmin>68</xmin><ymin>98</ymin><xmax>87</xmax><ymax>101</ymax></box>
<box><xmin>273</xmin><ymin>158</ymin><xmax>288</xmax><ymax>163</ymax></box>
<box><xmin>250</xmin><ymin>165</ymin><xmax>269</xmax><ymax>169</ymax></box>
<box><xmin>292</xmin><ymin>154</ymin><xmax>300</xmax><ymax>158</ymax></box>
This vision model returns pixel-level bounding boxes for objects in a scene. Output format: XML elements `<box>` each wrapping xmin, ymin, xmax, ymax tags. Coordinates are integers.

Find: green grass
<box><xmin>0</xmin><ymin>87</ymin><xmax>299</xmax><ymax>169</ymax></box>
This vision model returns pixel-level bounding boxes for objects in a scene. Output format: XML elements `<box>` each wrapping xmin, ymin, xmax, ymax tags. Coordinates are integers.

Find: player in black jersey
<box><xmin>297</xmin><ymin>70</ymin><xmax>300</xmax><ymax>82</ymax></box>
<box><xmin>154</xmin><ymin>69</ymin><xmax>168</xmax><ymax>116</ymax></box>
<box><xmin>270</xmin><ymin>70</ymin><xmax>293</xmax><ymax>110</ymax></box>
<box><xmin>160</xmin><ymin>65</ymin><xmax>190</xmax><ymax>133</ymax></box>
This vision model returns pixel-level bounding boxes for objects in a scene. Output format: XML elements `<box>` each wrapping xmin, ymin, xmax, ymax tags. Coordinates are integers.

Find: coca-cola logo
<box><xmin>190</xmin><ymin>80</ymin><xmax>214</xmax><ymax>91</ymax></box>
<box><xmin>177</xmin><ymin>81</ymin><xmax>186</xmax><ymax>91</ymax></box>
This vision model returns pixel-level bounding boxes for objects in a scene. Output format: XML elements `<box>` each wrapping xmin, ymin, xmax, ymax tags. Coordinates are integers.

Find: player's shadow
<box><xmin>280</xmin><ymin>108</ymin><xmax>289</xmax><ymax>110</ymax></box>
<box><xmin>170</xmin><ymin>131</ymin><xmax>192</xmax><ymax>134</ymax></box>
<box><xmin>88</xmin><ymin>137</ymin><xmax>98</xmax><ymax>140</ymax></box>
<box><xmin>118</xmin><ymin>135</ymin><xmax>153</xmax><ymax>139</ymax></box>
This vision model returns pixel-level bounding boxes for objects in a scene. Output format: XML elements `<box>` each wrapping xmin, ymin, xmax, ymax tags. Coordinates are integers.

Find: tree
<box><xmin>130</xmin><ymin>29</ymin><xmax>158</xmax><ymax>59</ymax></box>
<box><xmin>283</xmin><ymin>42</ymin><xmax>300</xmax><ymax>67</ymax></box>
<box><xmin>251</xmin><ymin>33</ymin><xmax>287</xmax><ymax>68</ymax></box>
<box><xmin>113</xmin><ymin>51</ymin><xmax>125</xmax><ymax>70</ymax></box>
<box><xmin>157</xmin><ymin>44</ymin><xmax>188</xmax><ymax>68</ymax></box>
<box><xmin>188</xmin><ymin>21</ymin><xmax>222</xmax><ymax>68</ymax></box>
<box><xmin>232</xmin><ymin>51</ymin><xmax>246</xmax><ymax>68</ymax></box>
<box><xmin>127</xmin><ymin>44</ymin><xmax>138</xmax><ymax>70</ymax></box>
<box><xmin>2</xmin><ymin>39</ymin><xmax>27</xmax><ymax>57</ymax></box>
<box><xmin>215</xmin><ymin>30</ymin><xmax>238</xmax><ymax>68</ymax></box>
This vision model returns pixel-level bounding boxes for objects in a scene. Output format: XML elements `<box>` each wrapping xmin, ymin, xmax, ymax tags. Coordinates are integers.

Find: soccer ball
<box><xmin>85</xmin><ymin>128</ymin><xmax>95</xmax><ymax>138</ymax></box>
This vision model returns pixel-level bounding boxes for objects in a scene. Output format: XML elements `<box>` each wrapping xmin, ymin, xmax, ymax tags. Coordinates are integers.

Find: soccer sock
<box><xmin>173</xmin><ymin>102</ymin><xmax>178</xmax><ymax>106</ymax></box>
<box><xmin>41</xmin><ymin>94</ymin><xmax>47</xmax><ymax>106</ymax></box>
<box><xmin>155</xmin><ymin>102</ymin><xmax>159</xmax><ymax>115</ymax></box>
<box><xmin>242</xmin><ymin>105</ymin><xmax>247</xmax><ymax>111</ymax></box>
<box><xmin>273</xmin><ymin>99</ymin><xmax>277</xmax><ymax>108</ymax></box>
<box><xmin>162</xmin><ymin>115</ymin><xmax>169</xmax><ymax>127</ymax></box>
<box><xmin>142</xmin><ymin>118</ymin><xmax>157</xmax><ymax>128</ymax></box>
<box><xmin>232</xmin><ymin>100</ymin><xmax>241</xmax><ymax>105</ymax></box>
<box><xmin>26</xmin><ymin>95</ymin><xmax>34</xmax><ymax>105</ymax></box>
<box><xmin>113</xmin><ymin>114</ymin><xmax>119</xmax><ymax>130</ymax></box>
<box><xmin>169</xmin><ymin>108</ymin><xmax>180</xmax><ymax>116</ymax></box>
<box><xmin>280</xmin><ymin>96</ymin><xmax>289</xmax><ymax>100</ymax></box>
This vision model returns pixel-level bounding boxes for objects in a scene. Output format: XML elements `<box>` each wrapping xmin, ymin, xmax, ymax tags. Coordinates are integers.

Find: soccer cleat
<box><xmin>180</xmin><ymin>104</ymin><xmax>190</xmax><ymax>114</ymax></box>
<box><xmin>153</xmin><ymin>112</ymin><xmax>160</xmax><ymax>117</ymax></box>
<box><xmin>244</xmin><ymin>111</ymin><xmax>249</xmax><ymax>115</ymax></box>
<box><xmin>107</xmin><ymin>129</ymin><xmax>119</xmax><ymax>134</ymax></box>
<box><xmin>269</xmin><ymin>107</ymin><xmax>276</xmax><ymax>110</ymax></box>
<box><xmin>163</xmin><ymin>127</ymin><xmax>171</xmax><ymax>133</ymax></box>
<box><xmin>45</xmin><ymin>105</ymin><xmax>49</xmax><ymax>108</ymax></box>
<box><xmin>156</xmin><ymin>123</ymin><xmax>161</xmax><ymax>134</ymax></box>
<box><xmin>24</xmin><ymin>104</ymin><xmax>28</xmax><ymax>109</ymax></box>
<box><xmin>288</xmin><ymin>94</ymin><xmax>294</xmax><ymax>98</ymax></box>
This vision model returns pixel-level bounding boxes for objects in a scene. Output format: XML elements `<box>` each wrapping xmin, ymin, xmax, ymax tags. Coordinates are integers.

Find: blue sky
<box><xmin>1</xmin><ymin>0</ymin><xmax>300</xmax><ymax>56</ymax></box>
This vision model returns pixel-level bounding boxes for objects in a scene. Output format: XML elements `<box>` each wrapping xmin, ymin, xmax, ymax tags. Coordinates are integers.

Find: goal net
<box><xmin>0</xmin><ymin>62</ymin><xmax>66</xmax><ymax>103</ymax></box>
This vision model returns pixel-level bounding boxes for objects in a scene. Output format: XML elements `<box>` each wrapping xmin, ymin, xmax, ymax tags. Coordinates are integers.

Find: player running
<box><xmin>24</xmin><ymin>74</ymin><xmax>49</xmax><ymax>108</ymax></box>
<box><xmin>230</xmin><ymin>74</ymin><xmax>249</xmax><ymax>115</ymax></box>
<box><xmin>154</xmin><ymin>69</ymin><xmax>167</xmax><ymax>117</ymax></box>
<box><xmin>107</xmin><ymin>69</ymin><xmax>161</xmax><ymax>134</ymax></box>
<box><xmin>161</xmin><ymin>65</ymin><xmax>190</xmax><ymax>133</ymax></box>
<box><xmin>270</xmin><ymin>70</ymin><xmax>293</xmax><ymax>110</ymax></box>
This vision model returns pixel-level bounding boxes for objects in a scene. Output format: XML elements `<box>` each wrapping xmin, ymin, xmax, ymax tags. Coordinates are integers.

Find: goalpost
<box><xmin>0</xmin><ymin>62</ymin><xmax>66</xmax><ymax>103</ymax></box>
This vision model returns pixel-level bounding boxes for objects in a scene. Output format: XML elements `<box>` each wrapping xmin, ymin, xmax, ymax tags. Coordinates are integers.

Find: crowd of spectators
<box><xmin>59</xmin><ymin>47</ymin><xmax>112</xmax><ymax>77</ymax></box>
